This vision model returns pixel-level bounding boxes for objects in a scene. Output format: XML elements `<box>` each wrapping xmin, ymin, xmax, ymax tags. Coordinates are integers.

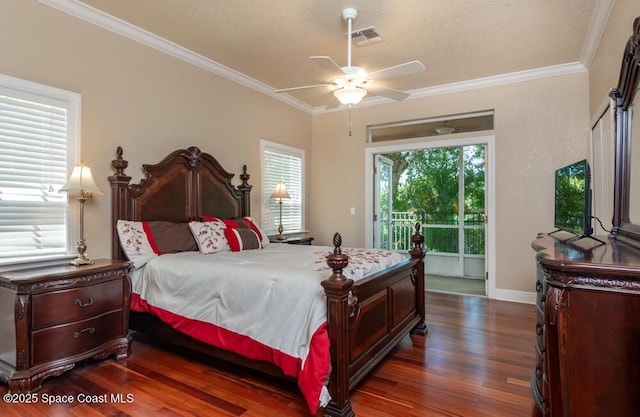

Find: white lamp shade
<box><xmin>59</xmin><ymin>163</ymin><xmax>103</xmax><ymax>197</ymax></box>
<box><xmin>270</xmin><ymin>181</ymin><xmax>290</xmax><ymax>200</ymax></box>
<box><xmin>333</xmin><ymin>85</ymin><xmax>367</xmax><ymax>106</ymax></box>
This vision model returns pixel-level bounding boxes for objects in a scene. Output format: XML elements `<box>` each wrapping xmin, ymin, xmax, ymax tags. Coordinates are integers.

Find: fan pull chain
<box><xmin>348</xmin><ymin>105</ymin><xmax>353</xmax><ymax>136</ymax></box>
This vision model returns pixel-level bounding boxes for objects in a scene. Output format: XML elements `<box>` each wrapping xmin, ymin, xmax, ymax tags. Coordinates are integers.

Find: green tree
<box><xmin>385</xmin><ymin>147</ymin><xmax>460</xmax><ymax>216</ymax></box>
<box><xmin>381</xmin><ymin>145</ymin><xmax>485</xmax><ymax>254</ymax></box>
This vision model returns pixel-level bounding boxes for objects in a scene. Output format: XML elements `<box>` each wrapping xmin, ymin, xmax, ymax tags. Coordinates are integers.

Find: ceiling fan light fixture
<box><xmin>333</xmin><ymin>85</ymin><xmax>367</xmax><ymax>106</ymax></box>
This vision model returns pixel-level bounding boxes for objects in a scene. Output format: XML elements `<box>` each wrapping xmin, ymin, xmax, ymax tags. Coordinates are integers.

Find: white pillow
<box><xmin>188</xmin><ymin>221</ymin><xmax>230</xmax><ymax>254</ymax></box>
<box><xmin>116</xmin><ymin>219</ymin><xmax>157</xmax><ymax>268</ymax></box>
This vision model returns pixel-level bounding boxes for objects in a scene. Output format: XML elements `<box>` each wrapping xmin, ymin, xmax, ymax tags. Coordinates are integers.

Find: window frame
<box><xmin>260</xmin><ymin>139</ymin><xmax>306</xmax><ymax>237</ymax></box>
<box><xmin>0</xmin><ymin>73</ymin><xmax>81</xmax><ymax>266</ymax></box>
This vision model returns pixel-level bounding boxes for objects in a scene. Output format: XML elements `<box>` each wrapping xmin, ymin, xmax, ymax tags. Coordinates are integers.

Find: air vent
<box><xmin>350</xmin><ymin>26</ymin><xmax>383</xmax><ymax>46</ymax></box>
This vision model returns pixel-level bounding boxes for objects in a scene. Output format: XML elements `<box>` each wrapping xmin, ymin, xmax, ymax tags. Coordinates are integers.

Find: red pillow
<box><xmin>200</xmin><ymin>216</ymin><xmax>265</xmax><ymax>251</ymax></box>
<box><xmin>222</xmin><ymin>217</ymin><xmax>266</xmax><ymax>246</ymax></box>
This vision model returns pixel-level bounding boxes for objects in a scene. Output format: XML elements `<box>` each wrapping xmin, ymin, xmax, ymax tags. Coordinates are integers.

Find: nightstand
<box><xmin>269</xmin><ymin>233</ymin><xmax>314</xmax><ymax>245</ymax></box>
<box><xmin>0</xmin><ymin>259</ymin><xmax>131</xmax><ymax>393</ymax></box>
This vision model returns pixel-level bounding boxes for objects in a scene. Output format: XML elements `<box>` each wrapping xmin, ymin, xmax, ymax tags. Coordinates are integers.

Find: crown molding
<box><xmin>580</xmin><ymin>0</ymin><xmax>616</xmax><ymax>68</ymax></box>
<box><xmin>40</xmin><ymin>0</ymin><xmax>601</xmax><ymax>117</ymax></box>
<box><xmin>39</xmin><ymin>0</ymin><xmax>315</xmax><ymax>114</ymax></box>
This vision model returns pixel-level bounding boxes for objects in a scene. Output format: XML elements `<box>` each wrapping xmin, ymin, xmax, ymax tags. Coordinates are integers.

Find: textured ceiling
<box><xmin>75</xmin><ymin>0</ymin><xmax>601</xmax><ymax>109</ymax></box>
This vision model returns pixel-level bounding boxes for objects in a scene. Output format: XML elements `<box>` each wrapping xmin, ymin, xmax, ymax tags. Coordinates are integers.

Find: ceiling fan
<box><xmin>275</xmin><ymin>8</ymin><xmax>425</xmax><ymax>109</ymax></box>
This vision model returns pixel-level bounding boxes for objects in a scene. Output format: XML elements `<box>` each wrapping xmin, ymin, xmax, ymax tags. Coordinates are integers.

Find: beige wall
<box><xmin>0</xmin><ymin>1</ymin><xmax>312</xmax><ymax>259</ymax></box>
<box><xmin>4</xmin><ymin>0</ymin><xmax>632</xmax><ymax>296</ymax></box>
<box><xmin>311</xmin><ymin>73</ymin><xmax>590</xmax><ymax>294</ymax></box>
<box><xmin>589</xmin><ymin>0</ymin><xmax>640</xmax><ymax>118</ymax></box>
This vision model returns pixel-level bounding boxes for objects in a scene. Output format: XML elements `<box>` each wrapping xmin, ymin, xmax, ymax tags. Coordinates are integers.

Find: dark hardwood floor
<box><xmin>1</xmin><ymin>292</ymin><xmax>539</xmax><ymax>416</ymax></box>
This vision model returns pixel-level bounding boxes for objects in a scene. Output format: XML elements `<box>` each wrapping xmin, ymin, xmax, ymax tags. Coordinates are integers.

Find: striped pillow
<box><xmin>200</xmin><ymin>216</ymin><xmax>269</xmax><ymax>251</ymax></box>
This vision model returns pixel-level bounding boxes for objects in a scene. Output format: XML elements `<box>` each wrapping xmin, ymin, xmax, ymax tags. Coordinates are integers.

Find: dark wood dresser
<box><xmin>532</xmin><ymin>234</ymin><xmax>640</xmax><ymax>416</ymax></box>
<box><xmin>0</xmin><ymin>259</ymin><xmax>131</xmax><ymax>392</ymax></box>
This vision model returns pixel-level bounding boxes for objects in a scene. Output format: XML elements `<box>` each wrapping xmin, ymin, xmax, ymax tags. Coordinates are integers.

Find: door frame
<box><xmin>364</xmin><ymin>134</ymin><xmax>496</xmax><ymax>299</ymax></box>
<box><xmin>374</xmin><ymin>154</ymin><xmax>394</xmax><ymax>249</ymax></box>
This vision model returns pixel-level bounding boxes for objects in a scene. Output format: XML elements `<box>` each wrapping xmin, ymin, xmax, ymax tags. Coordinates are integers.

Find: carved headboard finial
<box><xmin>111</xmin><ymin>146</ymin><xmax>128</xmax><ymax>176</ymax></box>
<box><xmin>240</xmin><ymin>164</ymin><xmax>250</xmax><ymax>186</ymax></box>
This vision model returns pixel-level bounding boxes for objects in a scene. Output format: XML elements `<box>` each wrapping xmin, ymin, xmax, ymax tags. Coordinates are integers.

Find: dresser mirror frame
<box><xmin>610</xmin><ymin>16</ymin><xmax>640</xmax><ymax>247</ymax></box>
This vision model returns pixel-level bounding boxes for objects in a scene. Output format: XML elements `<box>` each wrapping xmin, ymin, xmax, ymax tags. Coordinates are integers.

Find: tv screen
<box><xmin>554</xmin><ymin>159</ymin><xmax>592</xmax><ymax>236</ymax></box>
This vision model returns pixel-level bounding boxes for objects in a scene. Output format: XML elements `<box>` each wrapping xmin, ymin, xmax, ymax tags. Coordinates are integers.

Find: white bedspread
<box><xmin>133</xmin><ymin>244</ymin><xmax>407</xmax><ymax>360</ymax></box>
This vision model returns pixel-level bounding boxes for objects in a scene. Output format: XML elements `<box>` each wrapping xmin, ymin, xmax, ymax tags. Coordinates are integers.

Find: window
<box><xmin>260</xmin><ymin>139</ymin><xmax>305</xmax><ymax>236</ymax></box>
<box><xmin>0</xmin><ymin>74</ymin><xmax>80</xmax><ymax>264</ymax></box>
<box><xmin>367</xmin><ymin>111</ymin><xmax>494</xmax><ymax>142</ymax></box>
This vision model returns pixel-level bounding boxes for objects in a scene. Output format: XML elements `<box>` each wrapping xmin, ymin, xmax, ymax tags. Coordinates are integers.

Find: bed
<box><xmin>108</xmin><ymin>146</ymin><xmax>427</xmax><ymax>417</ymax></box>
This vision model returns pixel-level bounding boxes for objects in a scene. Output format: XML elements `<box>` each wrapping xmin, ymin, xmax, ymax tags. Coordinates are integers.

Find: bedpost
<box><xmin>321</xmin><ymin>233</ymin><xmax>355</xmax><ymax>417</ymax></box>
<box><xmin>108</xmin><ymin>146</ymin><xmax>132</xmax><ymax>260</ymax></box>
<box><xmin>410</xmin><ymin>222</ymin><xmax>428</xmax><ymax>335</ymax></box>
<box><xmin>238</xmin><ymin>164</ymin><xmax>252</xmax><ymax>217</ymax></box>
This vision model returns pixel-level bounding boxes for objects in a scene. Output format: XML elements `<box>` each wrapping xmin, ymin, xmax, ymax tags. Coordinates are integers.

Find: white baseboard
<box><xmin>493</xmin><ymin>288</ymin><xmax>536</xmax><ymax>304</ymax></box>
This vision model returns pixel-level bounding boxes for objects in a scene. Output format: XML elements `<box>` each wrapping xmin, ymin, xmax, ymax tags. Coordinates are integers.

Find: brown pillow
<box><xmin>224</xmin><ymin>227</ymin><xmax>261</xmax><ymax>251</ymax></box>
<box><xmin>145</xmin><ymin>221</ymin><xmax>198</xmax><ymax>253</ymax></box>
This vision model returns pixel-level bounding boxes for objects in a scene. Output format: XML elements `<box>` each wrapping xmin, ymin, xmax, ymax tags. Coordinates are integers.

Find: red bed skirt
<box><xmin>130</xmin><ymin>293</ymin><xmax>330</xmax><ymax>413</ymax></box>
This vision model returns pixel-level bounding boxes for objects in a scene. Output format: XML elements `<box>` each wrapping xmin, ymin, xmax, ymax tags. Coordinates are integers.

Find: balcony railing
<box><xmin>385</xmin><ymin>212</ymin><xmax>485</xmax><ymax>254</ymax></box>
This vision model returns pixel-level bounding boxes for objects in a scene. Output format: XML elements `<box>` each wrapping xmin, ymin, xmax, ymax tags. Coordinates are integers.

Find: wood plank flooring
<box><xmin>1</xmin><ymin>292</ymin><xmax>539</xmax><ymax>416</ymax></box>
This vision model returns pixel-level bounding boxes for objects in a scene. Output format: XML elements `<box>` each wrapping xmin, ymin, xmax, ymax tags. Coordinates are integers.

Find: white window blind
<box><xmin>0</xmin><ymin>76</ymin><xmax>79</xmax><ymax>264</ymax></box>
<box><xmin>261</xmin><ymin>140</ymin><xmax>304</xmax><ymax>236</ymax></box>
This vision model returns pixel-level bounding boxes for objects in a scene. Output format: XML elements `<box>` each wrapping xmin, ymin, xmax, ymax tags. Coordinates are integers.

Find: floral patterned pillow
<box><xmin>116</xmin><ymin>220</ymin><xmax>158</xmax><ymax>268</ymax></box>
<box><xmin>188</xmin><ymin>221</ymin><xmax>230</xmax><ymax>254</ymax></box>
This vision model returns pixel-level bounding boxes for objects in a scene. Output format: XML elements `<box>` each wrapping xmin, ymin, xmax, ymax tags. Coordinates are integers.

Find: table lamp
<box><xmin>60</xmin><ymin>162</ymin><xmax>103</xmax><ymax>265</ymax></box>
<box><xmin>270</xmin><ymin>181</ymin><xmax>290</xmax><ymax>241</ymax></box>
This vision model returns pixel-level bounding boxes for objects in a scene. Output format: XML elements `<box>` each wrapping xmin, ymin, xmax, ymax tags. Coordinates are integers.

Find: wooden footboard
<box><xmin>322</xmin><ymin>227</ymin><xmax>427</xmax><ymax>417</ymax></box>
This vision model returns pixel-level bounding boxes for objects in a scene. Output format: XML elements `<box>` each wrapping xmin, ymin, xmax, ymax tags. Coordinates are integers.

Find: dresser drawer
<box><xmin>31</xmin><ymin>310</ymin><xmax>124</xmax><ymax>366</ymax></box>
<box><xmin>32</xmin><ymin>279</ymin><xmax>124</xmax><ymax>329</ymax></box>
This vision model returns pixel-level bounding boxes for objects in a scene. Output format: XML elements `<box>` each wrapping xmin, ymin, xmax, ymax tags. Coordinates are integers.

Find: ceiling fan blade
<box><xmin>367</xmin><ymin>85</ymin><xmax>411</xmax><ymax>101</ymax></box>
<box><xmin>368</xmin><ymin>60</ymin><xmax>425</xmax><ymax>81</ymax></box>
<box><xmin>310</xmin><ymin>56</ymin><xmax>346</xmax><ymax>75</ymax></box>
<box><xmin>274</xmin><ymin>83</ymin><xmax>334</xmax><ymax>93</ymax></box>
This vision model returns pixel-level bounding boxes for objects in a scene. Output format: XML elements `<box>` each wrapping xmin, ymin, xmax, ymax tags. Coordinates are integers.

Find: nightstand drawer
<box><xmin>32</xmin><ymin>279</ymin><xmax>124</xmax><ymax>329</ymax></box>
<box><xmin>31</xmin><ymin>310</ymin><xmax>124</xmax><ymax>366</ymax></box>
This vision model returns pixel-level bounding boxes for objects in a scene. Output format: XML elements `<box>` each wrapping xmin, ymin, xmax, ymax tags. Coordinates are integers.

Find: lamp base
<box><xmin>271</xmin><ymin>235</ymin><xmax>287</xmax><ymax>242</ymax></box>
<box><xmin>70</xmin><ymin>236</ymin><xmax>93</xmax><ymax>266</ymax></box>
<box><xmin>69</xmin><ymin>256</ymin><xmax>95</xmax><ymax>266</ymax></box>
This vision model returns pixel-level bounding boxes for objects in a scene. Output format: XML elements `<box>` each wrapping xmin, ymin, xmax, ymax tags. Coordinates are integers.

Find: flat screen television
<box><xmin>553</xmin><ymin>159</ymin><xmax>593</xmax><ymax>238</ymax></box>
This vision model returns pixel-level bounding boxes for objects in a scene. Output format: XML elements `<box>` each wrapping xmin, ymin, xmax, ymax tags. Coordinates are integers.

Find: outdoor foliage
<box><xmin>382</xmin><ymin>145</ymin><xmax>485</xmax><ymax>254</ymax></box>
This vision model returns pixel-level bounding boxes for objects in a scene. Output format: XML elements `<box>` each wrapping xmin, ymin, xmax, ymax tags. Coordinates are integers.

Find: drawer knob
<box><xmin>74</xmin><ymin>297</ymin><xmax>94</xmax><ymax>308</ymax></box>
<box><xmin>73</xmin><ymin>327</ymin><xmax>96</xmax><ymax>339</ymax></box>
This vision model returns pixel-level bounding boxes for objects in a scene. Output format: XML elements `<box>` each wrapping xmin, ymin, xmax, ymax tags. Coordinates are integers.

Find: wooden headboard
<box><xmin>108</xmin><ymin>146</ymin><xmax>252</xmax><ymax>260</ymax></box>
